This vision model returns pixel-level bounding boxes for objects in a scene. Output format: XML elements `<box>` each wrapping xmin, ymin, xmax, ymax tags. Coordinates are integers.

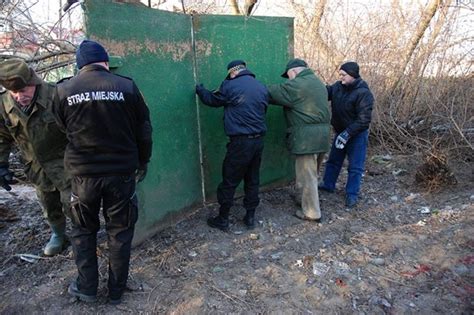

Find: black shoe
<box><xmin>243</xmin><ymin>214</ymin><xmax>255</xmax><ymax>229</ymax></box>
<box><xmin>108</xmin><ymin>288</ymin><xmax>123</xmax><ymax>305</ymax></box>
<box><xmin>346</xmin><ymin>196</ymin><xmax>358</xmax><ymax>208</ymax></box>
<box><xmin>68</xmin><ymin>281</ymin><xmax>97</xmax><ymax>303</ymax></box>
<box><xmin>318</xmin><ymin>184</ymin><xmax>334</xmax><ymax>193</ymax></box>
<box><xmin>207</xmin><ymin>215</ymin><xmax>229</xmax><ymax>231</ymax></box>
<box><xmin>109</xmin><ymin>297</ymin><xmax>122</xmax><ymax>305</ymax></box>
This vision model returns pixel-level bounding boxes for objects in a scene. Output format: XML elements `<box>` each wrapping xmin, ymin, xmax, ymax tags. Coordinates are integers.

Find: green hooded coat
<box><xmin>267</xmin><ymin>68</ymin><xmax>331</xmax><ymax>154</ymax></box>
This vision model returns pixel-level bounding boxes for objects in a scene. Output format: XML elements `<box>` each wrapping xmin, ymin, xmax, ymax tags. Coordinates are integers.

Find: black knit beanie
<box><xmin>340</xmin><ymin>61</ymin><xmax>360</xmax><ymax>78</ymax></box>
<box><xmin>76</xmin><ymin>40</ymin><xmax>109</xmax><ymax>69</ymax></box>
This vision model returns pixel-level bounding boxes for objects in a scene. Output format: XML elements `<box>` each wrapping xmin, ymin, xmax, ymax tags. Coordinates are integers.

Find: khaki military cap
<box><xmin>0</xmin><ymin>58</ymin><xmax>43</xmax><ymax>91</ymax></box>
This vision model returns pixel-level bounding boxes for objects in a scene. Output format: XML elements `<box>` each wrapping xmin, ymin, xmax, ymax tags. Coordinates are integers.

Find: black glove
<box><xmin>136</xmin><ymin>164</ymin><xmax>148</xmax><ymax>183</ymax></box>
<box><xmin>195</xmin><ymin>83</ymin><xmax>204</xmax><ymax>94</ymax></box>
<box><xmin>0</xmin><ymin>167</ymin><xmax>17</xmax><ymax>191</ymax></box>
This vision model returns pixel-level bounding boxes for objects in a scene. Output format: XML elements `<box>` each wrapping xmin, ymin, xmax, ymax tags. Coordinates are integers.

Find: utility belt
<box><xmin>229</xmin><ymin>133</ymin><xmax>265</xmax><ymax>140</ymax></box>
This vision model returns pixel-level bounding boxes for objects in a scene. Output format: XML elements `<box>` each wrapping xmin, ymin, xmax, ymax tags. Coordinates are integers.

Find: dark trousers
<box><xmin>217</xmin><ymin>136</ymin><xmax>264</xmax><ymax>215</ymax></box>
<box><xmin>69</xmin><ymin>175</ymin><xmax>138</xmax><ymax>299</ymax></box>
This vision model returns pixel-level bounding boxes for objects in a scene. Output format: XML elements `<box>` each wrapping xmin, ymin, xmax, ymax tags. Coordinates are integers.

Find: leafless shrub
<box><xmin>415</xmin><ymin>147</ymin><xmax>457</xmax><ymax>191</ymax></box>
<box><xmin>287</xmin><ymin>0</ymin><xmax>473</xmax><ymax>160</ymax></box>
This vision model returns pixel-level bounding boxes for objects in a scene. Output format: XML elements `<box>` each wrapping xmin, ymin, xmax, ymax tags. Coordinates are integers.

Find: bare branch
<box><xmin>229</xmin><ymin>0</ymin><xmax>241</xmax><ymax>15</ymax></box>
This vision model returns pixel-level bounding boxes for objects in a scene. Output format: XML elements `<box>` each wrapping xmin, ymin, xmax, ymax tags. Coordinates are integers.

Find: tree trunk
<box><xmin>229</xmin><ymin>0</ymin><xmax>241</xmax><ymax>15</ymax></box>
<box><xmin>310</xmin><ymin>0</ymin><xmax>342</xmax><ymax>70</ymax></box>
<box><xmin>391</xmin><ymin>0</ymin><xmax>442</xmax><ymax>91</ymax></box>
<box><xmin>244</xmin><ymin>0</ymin><xmax>257</xmax><ymax>16</ymax></box>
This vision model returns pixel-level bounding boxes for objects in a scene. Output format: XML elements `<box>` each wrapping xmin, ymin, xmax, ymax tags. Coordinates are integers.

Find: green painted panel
<box><xmin>84</xmin><ymin>0</ymin><xmax>203</xmax><ymax>241</ymax></box>
<box><xmin>84</xmin><ymin>0</ymin><xmax>294</xmax><ymax>241</ymax></box>
<box><xmin>193</xmin><ymin>15</ymin><xmax>295</xmax><ymax>198</ymax></box>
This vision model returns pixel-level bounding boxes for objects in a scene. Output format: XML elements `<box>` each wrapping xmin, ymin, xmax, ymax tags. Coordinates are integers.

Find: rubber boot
<box><xmin>243</xmin><ymin>209</ymin><xmax>255</xmax><ymax>229</ymax></box>
<box><xmin>207</xmin><ymin>207</ymin><xmax>230</xmax><ymax>231</ymax></box>
<box><xmin>44</xmin><ymin>220</ymin><xmax>68</xmax><ymax>256</ymax></box>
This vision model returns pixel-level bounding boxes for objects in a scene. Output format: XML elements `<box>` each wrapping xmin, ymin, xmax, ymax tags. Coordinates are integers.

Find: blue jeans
<box><xmin>321</xmin><ymin>130</ymin><xmax>369</xmax><ymax>199</ymax></box>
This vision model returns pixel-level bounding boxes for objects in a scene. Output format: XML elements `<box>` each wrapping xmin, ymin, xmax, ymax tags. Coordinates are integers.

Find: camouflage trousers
<box><xmin>35</xmin><ymin>186</ymin><xmax>71</xmax><ymax>226</ymax></box>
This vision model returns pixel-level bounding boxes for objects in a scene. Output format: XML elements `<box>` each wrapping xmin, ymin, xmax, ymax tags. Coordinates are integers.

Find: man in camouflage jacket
<box><xmin>0</xmin><ymin>58</ymin><xmax>70</xmax><ymax>256</ymax></box>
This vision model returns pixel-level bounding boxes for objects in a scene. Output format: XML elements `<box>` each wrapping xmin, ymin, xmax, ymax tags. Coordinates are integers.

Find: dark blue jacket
<box><xmin>327</xmin><ymin>78</ymin><xmax>374</xmax><ymax>136</ymax></box>
<box><xmin>196</xmin><ymin>70</ymin><xmax>268</xmax><ymax>136</ymax></box>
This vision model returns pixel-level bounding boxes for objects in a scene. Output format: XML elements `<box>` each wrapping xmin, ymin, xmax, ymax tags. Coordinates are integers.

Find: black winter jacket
<box><xmin>327</xmin><ymin>78</ymin><xmax>374</xmax><ymax>136</ymax></box>
<box><xmin>196</xmin><ymin>69</ymin><xmax>268</xmax><ymax>136</ymax></box>
<box><xmin>54</xmin><ymin>65</ymin><xmax>152</xmax><ymax>177</ymax></box>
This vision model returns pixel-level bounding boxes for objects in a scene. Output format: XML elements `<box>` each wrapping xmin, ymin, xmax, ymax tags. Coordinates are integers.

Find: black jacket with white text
<box><xmin>54</xmin><ymin>65</ymin><xmax>152</xmax><ymax>177</ymax></box>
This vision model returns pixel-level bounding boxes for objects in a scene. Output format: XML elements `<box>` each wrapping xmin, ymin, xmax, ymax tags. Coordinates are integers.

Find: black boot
<box><xmin>207</xmin><ymin>207</ymin><xmax>230</xmax><ymax>231</ymax></box>
<box><xmin>68</xmin><ymin>281</ymin><xmax>97</xmax><ymax>303</ymax></box>
<box><xmin>243</xmin><ymin>209</ymin><xmax>255</xmax><ymax>229</ymax></box>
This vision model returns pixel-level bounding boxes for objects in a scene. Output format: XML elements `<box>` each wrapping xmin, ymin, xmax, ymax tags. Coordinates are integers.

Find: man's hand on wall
<box><xmin>195</xmin><ymin>84</ymin><xmax>205</xmax><ymax>94</ymax></box>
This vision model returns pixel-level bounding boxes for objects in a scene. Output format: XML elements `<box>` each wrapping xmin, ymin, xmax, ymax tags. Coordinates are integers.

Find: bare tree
<box><xmin>391</xmin><ymin>0</ymin><xmax>446</xmax><ymax>91</ymax></box>
<box><xmin>228</xmin><ymin>0</ymin><xmax>257</xmax><ymax>16</ymax></box>
<box><xmin>0</xmin><ymin>0</ymin><xmax>82</xmax><ymax>79</ymax></box>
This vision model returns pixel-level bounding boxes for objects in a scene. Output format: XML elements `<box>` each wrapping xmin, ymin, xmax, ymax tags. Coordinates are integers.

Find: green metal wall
<box><xmin>83</xmin><ymin>0</ymin><xmax>294</xmax><ymax>243</ymax></box>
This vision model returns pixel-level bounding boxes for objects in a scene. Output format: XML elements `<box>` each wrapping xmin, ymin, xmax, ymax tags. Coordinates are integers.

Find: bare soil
<box><xmin>1</xmin><ymin>151</ymin><xmax>473</xmax><ymax>314</ymax></box>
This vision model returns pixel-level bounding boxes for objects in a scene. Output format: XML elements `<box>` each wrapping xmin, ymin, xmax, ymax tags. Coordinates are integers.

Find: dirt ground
<box><xmin>0</xmin><ymin>151</ymin><xmax>473</xmax><ymax>314</ymax></box>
